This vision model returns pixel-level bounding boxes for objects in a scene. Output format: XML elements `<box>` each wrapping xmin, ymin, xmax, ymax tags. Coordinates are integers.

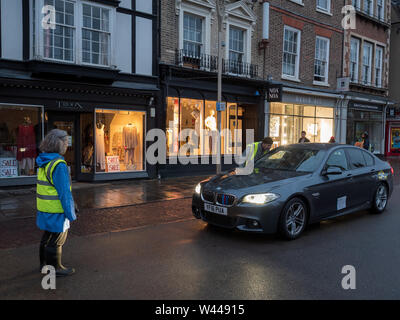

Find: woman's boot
<box><xmin>55</xmin><ymin>246</ymin><xmax>75</xmax><ymax>277</ymax></box>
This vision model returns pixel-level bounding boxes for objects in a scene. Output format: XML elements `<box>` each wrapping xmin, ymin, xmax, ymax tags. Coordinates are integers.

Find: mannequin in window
<box><xmin>205</xmin><ymin>109</ymin><xmax>217</xmax><ymax>154</ymax></box>
<box><xmin>190</xmin><ymin>108</ymin><xmax>201</xmax><ymax>153</ymax></box>
<box><xmin>96</xmin><ymin>119</ymin><xmax>106</xmax><ymax>171</ymax></box>
<box><xmin>123</xmin><ymin>122</ymin><xmax>138</xmax><ymax>170</ymax></box>
<box><xmin>17</xmin><ymin>116</ymin><xmax>37</xmax><ymax>175</ymax></box>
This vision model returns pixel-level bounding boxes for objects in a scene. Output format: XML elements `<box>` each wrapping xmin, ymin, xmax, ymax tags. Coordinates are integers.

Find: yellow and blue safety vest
<box><xmin>36</xmin><ymin>158</ymin><xmax>71</xmax><ymax>213</ymax></box>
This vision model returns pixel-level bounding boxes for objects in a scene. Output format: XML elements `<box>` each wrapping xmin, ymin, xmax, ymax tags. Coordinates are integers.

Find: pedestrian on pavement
<box><xmin>362</xmin><ymin>131</ymin><xmax>370</xmax><ymax>151</ymax></box>
<box><xmin>329</xmin><ymin>136</ymin><xmax>336</xmax><ymax>143</ymax></box>
<box><xmin>245</xmin><ymin>137</ymin><xmax>273</xmax><ymax>166</ymax></box>
<box><xmin>298</xmin><ymin>131</ymin><xmax>310</xmax><ymax>143</ymax></box>
<box><xmin>36</xmin><ymin>129</ymin><xmax>76</xmax><ymax>277</ymax></box>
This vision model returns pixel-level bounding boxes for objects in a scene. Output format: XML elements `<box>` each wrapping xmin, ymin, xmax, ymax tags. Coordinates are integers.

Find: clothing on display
<box><xmin>95</xmin><ymin>123</ymin><xmax>106</xmax><ymax>170</ymax></box>
<box><xmin>16</xmin><ymin>118</ymin><xmax>37</xmax><ymax>174</ymax></box>
<box><xmin>123</xmin><ymin>124</ymin><xmax>138</xmax><ymax>167</ymax></box>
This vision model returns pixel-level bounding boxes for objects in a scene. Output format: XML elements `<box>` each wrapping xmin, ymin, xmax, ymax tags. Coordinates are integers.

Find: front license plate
<box><xmin>204</xmin><ymin>203</ymin><xmax>227</xmax><ymax>216</ymax></box>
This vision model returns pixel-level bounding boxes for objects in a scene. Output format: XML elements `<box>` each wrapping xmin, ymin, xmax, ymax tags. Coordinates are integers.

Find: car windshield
<box><xmin>255</xmin><ymin>147</ymin><xmax>325</xmax><ymax>173</ymax></box>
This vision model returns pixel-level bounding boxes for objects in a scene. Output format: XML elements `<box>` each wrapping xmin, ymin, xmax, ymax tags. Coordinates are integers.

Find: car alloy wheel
<box><xmin>286</xmin><ymin>202</ymin><xmax>306</xmax><ymax>237</ymax></box>
<box><xmin>279</xmin><ymin>198</ymin><xmax>308</xmax><ymax>240</ymax></box>
<box><xmin>375</xmin><ymin>184</ymin><xmax>388</xmax><ymax>212</ymax></box>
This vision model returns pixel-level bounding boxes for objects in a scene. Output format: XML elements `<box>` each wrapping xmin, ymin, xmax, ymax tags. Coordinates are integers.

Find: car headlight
<box><xmin>242</xmin><ymin>193</ymin><xmax>279</xmax><ymax>204</ymax></box>
<box><xmin>195</xmin><ymin>183</ymin><xmax>201</xmax><ymax>194</ymax></box>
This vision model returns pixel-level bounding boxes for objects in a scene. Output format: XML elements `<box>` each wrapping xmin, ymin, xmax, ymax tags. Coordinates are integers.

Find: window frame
<box><xmin>377</xmin><ymin>0</ymin><xmax>385</xmax><ymax>21</ymax></box>
<box><xmin>316</xmin><ymin>0</ymin><xmax>331</xmax><ymax>14</ymax></box>
<box><xmin>362</xmin><ymin>41</ymin><xmax>373</xmax><ymax>86</ymax></box>
<box><xmin>375</xmin><ymin>46</ymin><xmax>383</xmax><ymax>88</ymax></box>
<box><xmin>352</xmin><ymin>0</ymin><xmax>361</xmax><ymax>10</ymax></box>
<box><xmin>32</xmin><ymin>0</ymin><xmax>116</xmax><ymax>68</ymax></box>
<box><xmin>182</xmin><ymin>12</ymin><xmax>204</xmax><ymax>58</ymax></box>
<box><xmin>350</xmin><ymin>37</ymin><xmax>360</xmax><ymax>83</ymax></box>
<box><xmin>81</xmin><ymin>2</ymin><xmax>112</xmax><ymax>67</ymax></box>
<box><xmin>282</xmin><ymin>25</ymin><xmax>301</xmax><ymax>82</ymax></box>
<box><xmin>179</xmin><ymin>3</ymin><xmax>211</xmax><ymax>57</ymax></box>
<box><xmin>313</xmin><ymin>36</ymin><xmax>330</xmax><ymax>86</ymax></box>
<box><xmin>363</xmin><ymin>0</ymin><xmax>374</xmax><ymax>16</ymax></box>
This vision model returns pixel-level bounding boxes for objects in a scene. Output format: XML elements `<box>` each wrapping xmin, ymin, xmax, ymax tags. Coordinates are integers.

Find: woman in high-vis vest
<box><xmin>37</xmin><ymin>129</ymin><xmax>77</xmax><ymax>277</ymax></box>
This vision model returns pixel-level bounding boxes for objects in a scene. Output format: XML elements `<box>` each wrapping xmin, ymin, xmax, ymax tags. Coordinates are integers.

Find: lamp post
<box><xmin>216</xmin><ymin>0</ymin><xmax>225</xmax><ymax>175</ymax></box>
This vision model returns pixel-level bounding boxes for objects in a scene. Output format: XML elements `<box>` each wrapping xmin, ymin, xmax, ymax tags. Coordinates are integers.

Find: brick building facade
<box><xmin>342</xmin><ymin>0</ymin><xmax>393</xmax><ymax>155</ymax></box>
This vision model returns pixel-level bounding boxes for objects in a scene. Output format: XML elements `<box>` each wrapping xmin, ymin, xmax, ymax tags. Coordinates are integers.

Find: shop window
<box><xmin>303</xmin><ymin>106</ymin><xmax>315</xmax><ymax>117</ymax></box>
<box><xmin>0</xmin><ymin>105</ymin><xmax>43</xmax><ymax>178</ymax></box>
<box><xmin>95</xmin><ymin>109</ymin><xmax>145</xmax><ymax>173</ymax></box>
<box><xmin>166</xmin><ymin>97</ymin><xmax>179</xmax><ymax>156</ymax></box>
<box><xmin>315</xmin><ymin>118</ymin><xmax>334</xmax><ymax>143</ymax></box>
<box><xmin>316</xmin><ymin>106</ymin><xmax>334</xmax><ymax>118</ymax></box>
<box><xmin>166</xmin><ymin>97</ymin><xmax>240</xmax><ymax>157</ymax></box>
<box><xmin>269</xmin><ymin>103</ymin><xmax>334</xmax><ymax>146</ymax></box>
<box><xmin>179</xmin><ymin>98</ymin><xmax>203</xmax><ymax>156</ymax></box>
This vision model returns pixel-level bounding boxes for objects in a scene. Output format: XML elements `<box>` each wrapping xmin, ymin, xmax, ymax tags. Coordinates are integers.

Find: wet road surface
<box><xmin>1</xmin><ymin>184</ymin><xmax>400</xmax><ymax>300</ymax></box>
<box><xmin>0</xmin><ymin>175</ymin><xmax>209</xmax><ymax>221</ymax></box>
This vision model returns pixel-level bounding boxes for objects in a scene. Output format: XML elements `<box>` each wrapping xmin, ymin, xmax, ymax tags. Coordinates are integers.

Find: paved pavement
<box><xmin>0</xmin><ymin>184</ymin><xmax>400</xmax><ymax>300</ymax></box>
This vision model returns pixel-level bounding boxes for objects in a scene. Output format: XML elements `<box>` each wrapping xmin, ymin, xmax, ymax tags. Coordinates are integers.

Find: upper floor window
<box><xmin>375</xmin><ymin>46</ymin><xmax>383</xmax><ymax>87</ymax></box>
<box><xmin>33</xmin><ymin>0</ymin><xmax>114</xmax><ymax>67</ymax></box>
<box><xmin>314</xmin><ymin>36</ymin><xmax>329</xmax><ymax>84</ymax></box>
<box><xmin>352</xmin><ymin>0</ymin><xmax>361</xmax><ymax>10</ymax></box>
<box><xmin>362</xmin><ymin>41</ymin><xmax>373</xmax><ymax>85</ymax></box>
<box><xmin>282</xmin><ymin>26</ymin><xmax>301</xmax><ymax>80</ymax></box>
<box><xmin>317</xmin><ymin>0</ymin><xmax>331</xmax><ymax>13</ymax></box>
<box><xmin>229</xmin><ymin>27</ymin><xmax>244</xmax><ymax>62</ymax></box>
<box><xmin>363</xmin><ymin>0</ymin><xmax>374</xmax><ymax>16</ymax></box>
<box><xmin>43</xmin><ymin>0</ymin><xmax>75</xmax><ymax>62</ymax></box>
<box><xmin>82</xmin><ymin>4</ymin><xmax>110</xmax><ymax>66</ymax></box>
<box><xmin>183</xmin><ymin>13</ymin><xmax>203</xmax><ymax>58</ymax></box>
<box><xmin>350</xmin><ymin>37</ymin><xmax>360</xmax><ymax>82</ymax></box>
<box><xmin>377</xmin><ymin>0</ymin><xmax>384</xmax><ymax>21</ymax></box>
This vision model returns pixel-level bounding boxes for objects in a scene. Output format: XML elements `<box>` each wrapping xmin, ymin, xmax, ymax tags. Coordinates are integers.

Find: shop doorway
<box><xmin>47</xmin><ymin>112</ymin><xmax>78</xmax><ymax>179</ymax></box>
<box><xmin>242</xmin><ymin>104</ymin><xmax>259</xmax><ymax>149</ymax></box>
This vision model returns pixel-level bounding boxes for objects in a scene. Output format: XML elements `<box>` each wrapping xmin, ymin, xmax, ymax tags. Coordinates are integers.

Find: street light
<box><xmin>216</xmin><ymin>0</ymin><xmax>225</xmax><ymax>175</ymax></box>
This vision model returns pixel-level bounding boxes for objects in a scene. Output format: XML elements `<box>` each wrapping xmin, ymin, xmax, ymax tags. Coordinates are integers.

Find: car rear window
<box><xmin>346</xmin><ymin>148</ymin><xmax>367</xmax><ymax>169</ymax></box>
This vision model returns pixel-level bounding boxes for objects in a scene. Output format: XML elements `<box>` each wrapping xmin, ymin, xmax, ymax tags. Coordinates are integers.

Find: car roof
<box><xmin>282</xmin><ymin>143</ymin><xmax>348</xmax><ymax>150</ymax></box>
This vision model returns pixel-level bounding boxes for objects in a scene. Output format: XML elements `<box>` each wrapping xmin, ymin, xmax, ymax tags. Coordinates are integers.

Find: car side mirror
<box><xmin>323</xmin><ymin>166</ymin><xmax>343</xmax><ymax>176</ymax></box>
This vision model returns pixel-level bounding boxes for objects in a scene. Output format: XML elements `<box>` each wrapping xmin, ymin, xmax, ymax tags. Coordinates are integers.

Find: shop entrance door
<box><xmin>242</xmin><ymin>104</ymin><xmax>258</xmax><ymax>150</ymax></box>
<box><xmin>47</xmin><ymin>112</ymin><xmax>78</xmax><ymax>179</ymax></box>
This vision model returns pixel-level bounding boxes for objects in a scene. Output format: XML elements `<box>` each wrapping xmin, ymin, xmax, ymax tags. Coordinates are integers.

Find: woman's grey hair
<box><xmin>39</xmin><ymin>129</ymin><xmax>68</xmax><ymax>154</ymax></box>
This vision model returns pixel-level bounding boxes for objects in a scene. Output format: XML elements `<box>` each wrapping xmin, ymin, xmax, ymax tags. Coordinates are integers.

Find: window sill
<box><xmin>313</xmin><ymin>81</ymin><xmax>330</xmax><ymax>87</ymax></box>
<box><xmin>288</xmin><ymin>0</ymin><xmax>304</xmax><ymax>6</ymax></box>
<box><xmin>316</xmin><ymin>8</ymin><xmax>332</xmax><ymax>16</ymax></box>
<box><xmin>281</xmin><ymin>75</ymin><xmax>301</xmax><ymax>83</ymax></box>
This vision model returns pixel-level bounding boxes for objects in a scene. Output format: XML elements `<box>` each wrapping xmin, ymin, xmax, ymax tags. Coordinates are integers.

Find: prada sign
<box><xmin>267</xmin><ymin>84</ymin><xmax>282</xmax><ymax>102</ymax></box>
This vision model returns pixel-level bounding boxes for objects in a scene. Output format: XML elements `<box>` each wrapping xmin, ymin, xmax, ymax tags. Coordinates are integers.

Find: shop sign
<box><xmin>216</xmin><ymin>102</ymin><xmax>226</xmax><ymax>111</ymax></box>
<box><xmin>267</xmin><ymin>85</ymin><xmax>282</xmax><ymax>102</ymax></box>
<box><xmin>0</xmin><ymin>158</ymin><xmax>18</xmax><ymax>178</ymax></box>
<box><xmin>349</xmin><ymin>102</ymin><xmax>381</xmax><ymax>111</ymax></box>
<box><xmin>57</xmin><ymin>101</ymin><xmax>83</xmax><ymax>110</ymax></box>
<box><xmin>106</xmin><ymin>156</ymin><xmax>120</xmax><ymax>173</ymax></box>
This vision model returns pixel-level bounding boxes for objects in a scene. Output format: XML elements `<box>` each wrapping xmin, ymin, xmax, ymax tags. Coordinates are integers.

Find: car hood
<box><xmin>202</xmin><ymin>169</ymin><xmax>311</xmax><ymax>196</ymax></box>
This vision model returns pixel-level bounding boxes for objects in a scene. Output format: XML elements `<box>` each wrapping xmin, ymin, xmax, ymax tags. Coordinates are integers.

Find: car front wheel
<box><xmin>278</xmin><ymin>198</ymin><xmax>308</xmax><ymax>240</ymax></box>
